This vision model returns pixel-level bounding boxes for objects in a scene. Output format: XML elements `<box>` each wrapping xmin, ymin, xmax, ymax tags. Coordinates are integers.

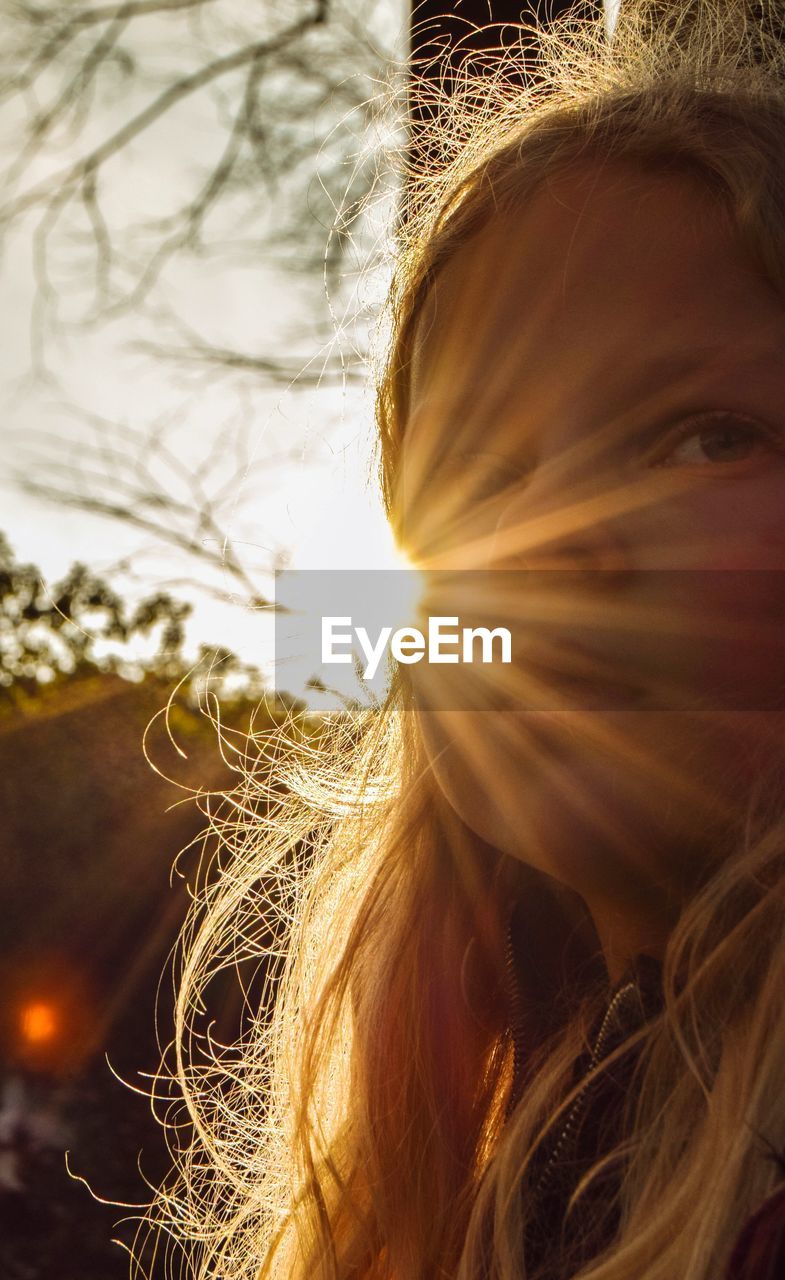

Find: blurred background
<box><xmin>0</xmin><ymin>1</ymin><xmax>605</xmax><ymax>1275</ymax></box>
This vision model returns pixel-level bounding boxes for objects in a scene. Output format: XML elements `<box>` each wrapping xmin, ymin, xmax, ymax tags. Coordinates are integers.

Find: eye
<box><xmin>651</xmin><ymin>411</ymin><xmax>782</xmax><ymax>468</ymax></box>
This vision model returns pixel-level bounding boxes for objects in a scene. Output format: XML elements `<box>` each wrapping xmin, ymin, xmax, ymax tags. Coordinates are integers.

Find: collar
<box><xmin>505</xmin><ymin>906</ymin><xmax>664</xmax><ymax>1116</ymax></box>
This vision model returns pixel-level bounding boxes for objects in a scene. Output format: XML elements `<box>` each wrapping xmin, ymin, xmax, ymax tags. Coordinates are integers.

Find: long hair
<box><xmin>142</xmin><ymin>5</ymin><xmax>785</xmax><ymax>1278</ymax></box>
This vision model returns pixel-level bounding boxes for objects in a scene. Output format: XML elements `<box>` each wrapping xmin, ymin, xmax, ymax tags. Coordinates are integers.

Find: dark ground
<box><xmin>0</xmin><ymin>674</ymin><xmax>245</xmax><ymax>1278</ymax></box>
<box><xmin>0</xmin><ymin>984</ymin><xmax>174</xmax><ymax>1280</ymax></box>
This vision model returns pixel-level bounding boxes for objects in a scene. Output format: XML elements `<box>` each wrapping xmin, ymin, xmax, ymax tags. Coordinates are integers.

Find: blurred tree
<box><xmin>0</xmin><ymin>528</ymin><xmax>191</xmax><ymax>695</ymax></box>
<box><xmin>0</xmin><ymin>528</ymin><xmax>274</xmax><ymax>714</ymax></box>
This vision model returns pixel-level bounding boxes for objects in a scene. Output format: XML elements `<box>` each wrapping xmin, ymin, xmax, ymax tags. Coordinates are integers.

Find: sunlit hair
<box><xmin>140</xmin><ymin>4</ymin><xmax>785</xmax><ymax>1277</ymax></box>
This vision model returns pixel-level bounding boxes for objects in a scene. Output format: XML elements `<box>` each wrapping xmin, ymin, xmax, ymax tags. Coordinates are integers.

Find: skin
<box><xmin>396</xmin><ymin>161</ymin><xmax>785</xmax><ymax>981</ymax></box>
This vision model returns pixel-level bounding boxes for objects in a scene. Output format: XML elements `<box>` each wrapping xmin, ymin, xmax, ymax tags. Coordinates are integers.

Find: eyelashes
<box><xmin>438</xmin><ymin>410</ymin><xmax>785</xmax><ymax>496</ymax></box>
<box><xmin>646</xmin><ymin>411</ymin><xmax>785</xmax><ymax>468</ymax></box>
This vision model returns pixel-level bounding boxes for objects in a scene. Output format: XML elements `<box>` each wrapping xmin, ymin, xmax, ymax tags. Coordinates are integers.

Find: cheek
<box><xmin>417</xmin><ymin>705</ymin><xmax>785</xmax><ymax>896</ymax></box>
<box><xmin>417</xmin><ymin>710</ymin><xmax>531</xmax><ymax>856</ymax></box>
<box><xmin>681</xmin><ymin>480</ymin><xmax>785</xmax><ymax>568</ymax></box>
<box><xmin>667</xmin><ymin>569</ymin><xmax>785</xmax><ymax>712</ymax></box>
<box><xmin>635</xmin><ymin>485</ymin><xmax>785</xmax><ymax>710</ymax></box>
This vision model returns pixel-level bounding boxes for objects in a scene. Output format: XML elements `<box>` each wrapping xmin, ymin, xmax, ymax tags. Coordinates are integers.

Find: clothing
<box><xmin>725</xmin><ymin>1183</ymin><xmax>785</xmax><ymax>1279</ymax></box>
<box><xmin>506</xmin><ymin>937</ymin><xmax>785</xmax><ymax>1278</ymax></box>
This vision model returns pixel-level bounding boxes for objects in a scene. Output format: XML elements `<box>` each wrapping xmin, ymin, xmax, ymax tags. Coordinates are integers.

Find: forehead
<box><xmin>408</xmin><ymin>161</ymin><xmax>779</xmax><ymax>429</ymax></box>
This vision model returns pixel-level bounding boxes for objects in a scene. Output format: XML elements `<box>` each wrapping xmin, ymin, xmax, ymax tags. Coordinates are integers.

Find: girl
<box><xmin>151</xmin><ymin>3</ymin><xmax>785</xmax><ymax>1277</ymax></box>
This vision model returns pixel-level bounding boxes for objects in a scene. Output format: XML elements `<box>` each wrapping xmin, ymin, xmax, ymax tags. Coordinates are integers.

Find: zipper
<box><xmin>531</xmin><ymin>979</ymin><xmax>639</xmax><ymax>1198</ymax></box>
<box><xmin>504</xmin><ymin>910</ymin><xmax>527</xmax><ymax>1118</ymax></box>
<box><xmin>504</xmin><ymin>908</ymin><xmax>643</xmax><ymax>1194</ymax></box>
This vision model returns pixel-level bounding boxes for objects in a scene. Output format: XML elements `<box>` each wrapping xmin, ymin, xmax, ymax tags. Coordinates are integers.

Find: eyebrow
<box><xmin>597</xmin><ymin>339</ymin><xmax>784</xmax><ymax>425</ymax></box>
<box><xmin>430</xmin><ymin>351</ymin><xmax>726</xmax><ymax>469</ymax></box>
<box><xmin>630</xmin><ymin>341</ymin><xmax>780</xmax><ymax>387</ymax></box>
<box><xmin>418</xmin><ymin>336</ymin><xmax>784</xmax><ymax>485</ymax></box>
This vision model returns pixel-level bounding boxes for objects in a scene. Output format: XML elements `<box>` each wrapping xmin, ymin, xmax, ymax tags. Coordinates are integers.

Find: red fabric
<box><xmin>724</xmin><ymin>1184</ymin><xmax>785</xmax><ymax>1280</ymax></box>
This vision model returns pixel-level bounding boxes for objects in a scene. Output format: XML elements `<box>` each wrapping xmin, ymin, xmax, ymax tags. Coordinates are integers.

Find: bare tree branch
<box><xmin>8</xmin><ymin>405</ymin><xmax>305</xmax><ymax>608</ymax></box>
<box><xmin>0</xmin><ymin>0</ymin><xmax>396</xmax><ymax>383</ymax></box>
<box><xmin>2</xmin><ymin>12</ymin><xmax>327</xmax><ymax>222</ymax></box>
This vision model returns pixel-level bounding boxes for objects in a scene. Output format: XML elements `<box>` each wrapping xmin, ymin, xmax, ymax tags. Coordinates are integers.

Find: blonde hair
<box><xmin>140</xmin><ymin>4</ymin><xmax>785</xmax><ymax>1278</ymax></box>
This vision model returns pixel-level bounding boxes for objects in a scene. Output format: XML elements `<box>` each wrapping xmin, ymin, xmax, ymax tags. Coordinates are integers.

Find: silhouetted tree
<box><xmin>0</xmin><ymin>529</ymin><xmax>193</xmax><ymax>693</ymax></box>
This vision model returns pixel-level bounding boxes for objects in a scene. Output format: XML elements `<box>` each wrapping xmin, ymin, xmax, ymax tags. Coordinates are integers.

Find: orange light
<box><xmin>20</xmin><ymin>1001</ymin><xmax>58</xmax><ymax>1045</ymax></box>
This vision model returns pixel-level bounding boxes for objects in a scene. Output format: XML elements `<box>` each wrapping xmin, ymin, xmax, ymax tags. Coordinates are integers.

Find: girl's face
<box><xmin>398</xmin><ymin>162</ymin><xmax>785</xmax><ymax>924</ymax></box>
